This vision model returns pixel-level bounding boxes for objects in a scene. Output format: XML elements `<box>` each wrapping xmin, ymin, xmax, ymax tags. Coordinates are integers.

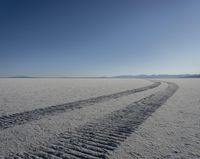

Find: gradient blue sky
<box><xmin>0</xmin><ymin>0</ymin><xmax>199</xmax><ymax>77</ymax></box>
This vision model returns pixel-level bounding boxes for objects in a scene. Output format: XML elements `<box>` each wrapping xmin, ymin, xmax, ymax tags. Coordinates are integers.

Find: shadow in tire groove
<box><xmin>0</xmin><ymin>82</ymin><xmax>160</xmax><ymax>130</ymax></box>
<box><xmin>8</xmin><ymin>82</ymin><xmax>178</xmax><ymax>159</ymax></box>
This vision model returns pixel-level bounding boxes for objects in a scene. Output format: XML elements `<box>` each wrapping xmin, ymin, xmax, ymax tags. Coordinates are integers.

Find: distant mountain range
<box><xmin>113</xmin><ymin>74</ymin><xmax>200</xmax><ymax>78</ymax></box>
<box><xmin>2</xmin><ymin>74</ymin><xmax>200</xmax><ymax>78</ymax></box>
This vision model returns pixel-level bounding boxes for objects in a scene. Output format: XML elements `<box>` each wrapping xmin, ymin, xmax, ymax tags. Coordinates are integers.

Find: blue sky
<box><xmin>0</xmin><ymin>0</ymin><xmax>199</xmax><ymax>77</ymax></box>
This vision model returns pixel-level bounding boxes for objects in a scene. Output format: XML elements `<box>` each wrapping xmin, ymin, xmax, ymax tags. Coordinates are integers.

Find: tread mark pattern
<box><xmin>8</xmin><ymin>82</ymin><xmax>178</xmax><ymax>159</ymax></box>
<box><xmin>0</xmin><ymin>82</ymin><xmax>160</xmax><ymax>130</ymax></box>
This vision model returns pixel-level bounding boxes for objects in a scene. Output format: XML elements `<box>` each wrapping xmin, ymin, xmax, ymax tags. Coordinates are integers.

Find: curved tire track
<box><xmin>0</xmin><ymin>82</ymin><xmax>160</xmax><ymax>130</ymax></box>
<box><xmin>8</xmin><ymin>82</ymin><xmax>178</xmax><ymax>159</ymax></box>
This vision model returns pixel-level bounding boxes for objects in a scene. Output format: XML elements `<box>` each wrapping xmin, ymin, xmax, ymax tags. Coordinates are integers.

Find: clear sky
<box><xmin>0</xmin><ymin>0</ymin><xmax>199</xmax><ymax>77</ymax></box>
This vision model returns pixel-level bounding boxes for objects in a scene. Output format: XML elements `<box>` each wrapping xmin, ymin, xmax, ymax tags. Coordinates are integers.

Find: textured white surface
<box><xmin>0</xmin><ymin>78</ymin><xmax>151</xmax><ymax>115</ymax></box>
<box><xmin>0</xmin><ymin>79</ymin><xmax>165</xmax><ymax>156</ymax></box>
<box><xmin>0</xmin><ymin>79</ymin><xmax>199</xmax><ymax>159</ymax></box>
<box><xmin>111</xmin><ymin>79</ymin><xmax>200</xmax><ymax>159</ymax></box>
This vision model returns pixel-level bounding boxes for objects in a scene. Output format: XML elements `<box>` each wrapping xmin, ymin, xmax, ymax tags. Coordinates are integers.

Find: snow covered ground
<box><xmin>0</xmin><ymin>78</ymin><xmax>199</xmax><ymax>158</ymax></box>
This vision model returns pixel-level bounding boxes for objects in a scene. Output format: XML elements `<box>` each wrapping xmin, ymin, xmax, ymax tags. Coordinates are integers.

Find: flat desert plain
<box><xmin>0</xmin><ymin>78</ymin><xmax>199</xmax><ymax>159</ymax></box>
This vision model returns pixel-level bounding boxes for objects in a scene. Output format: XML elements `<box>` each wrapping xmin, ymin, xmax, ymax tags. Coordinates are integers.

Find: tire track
<box><xmin>0</xmin><ymin>82</ymin><xmax>160</xmax><ymax>130</ymax></box>
<box><xmin>8</xmin><ymin>82</ymin><xmax>178</xmax><ymax>159</ymax></box>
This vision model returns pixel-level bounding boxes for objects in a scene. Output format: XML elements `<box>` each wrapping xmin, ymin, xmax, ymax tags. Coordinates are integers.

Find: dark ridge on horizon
<box><xmin>113</xmin><ymin>74</ymin><xmax>200</xmax><ymax>78</ymax></box>
<box><xmin>1</xmin><ymin>74</ymin><xmax>200</xmax><ymax>78</ymax></box>
<box><xmin>3</xmin><ymin>76</ymin><xmax>108</xmax><ymax>79</ymax></box>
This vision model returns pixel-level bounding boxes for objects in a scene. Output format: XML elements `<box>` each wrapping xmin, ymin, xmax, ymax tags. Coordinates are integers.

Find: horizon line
<box><xmin>0</xmin><ymin>73</ymin><xmax>199</xmax><ymax>78</ymax></box>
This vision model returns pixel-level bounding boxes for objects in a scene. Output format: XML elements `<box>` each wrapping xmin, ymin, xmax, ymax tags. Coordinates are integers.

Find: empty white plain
<box><xmin>0</xmin><ymin>78</ymin><xmax>199</xmax><ymax>158</ymax></box>
<box><xmin>0</xmin><ymin>78</ymin><xmax>151</xmax><ymax>115</ymax></box>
